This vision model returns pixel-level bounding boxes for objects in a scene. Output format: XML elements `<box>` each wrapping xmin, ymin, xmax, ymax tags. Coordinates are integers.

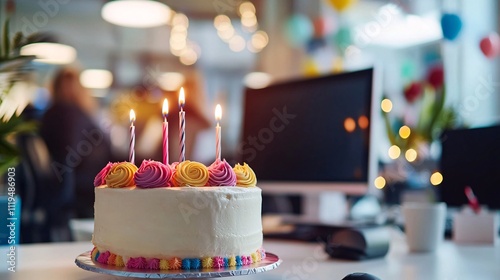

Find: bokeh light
<box><xmin>430</xmin><ymin>172</ymin><xmax>443</xmax><ymax>186</ymax></box>
<box><xmin>344</xmin><ymin>117</ymin><xmax>356</xmax><ymax>133</ymax></box>
<box><xmin>388</xmin><ymin>145</ymin><xmax>401</xmax><ymax>159</ymax></box>
<box><xmin>239</xmin><ymin>1</ymin><xmax>256</xmax><ymax>15</ymax></box>
<box><xmin>405</xmin><ymin>148</ymin><xmax>418</xmax><ymax>162</ymax></box>
<box><xmin>399</xmin><ymin>125</ymin><xmax>411</xmax><ymax>139</ymax></box>
<box><xmin>229</xmin><ymin>35</ymin><xmax>246</xmax><ymax>52</ymax></box>
<box><xmin>374</xmin><ymin>176</ymin><xmax>386</xmax><ymax>189</ymax></box>
<box><xmin>358</xmin><ymin>115</ymin><xmax>369</xmax><ymax>129</ymax></box>
<box><xmin>251</xmin><ymin>31</ymin><xmax>269</xmax><ymax>50</ymax></box>
<box><xmin>381</xmin><ymin>98</ymin><xmax>393</xmax><ymax>113</ymax></box>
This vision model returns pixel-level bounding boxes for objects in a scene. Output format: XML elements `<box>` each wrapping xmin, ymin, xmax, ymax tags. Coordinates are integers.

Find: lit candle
<box><xmin>178</xmin><ymin>87</ymin><xmax>186</xmax><ymax>162</ymax></box>
<box><xmin>215</xmin><ymin>104</ymin><xmax>222</xmax><ymax>161</ymax></box>
<box><xmin>162</xmin><ymin>99</ymin><xmax>169</xmax><ymax>165</ymax></box>
<box><xmin>129</xmin><ymin>109</ymin><xmax>136</xmax><ymax>165</ymax></box>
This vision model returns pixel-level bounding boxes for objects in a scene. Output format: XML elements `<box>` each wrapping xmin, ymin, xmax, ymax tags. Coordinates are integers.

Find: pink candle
<box><xmin>129</xmin><ymin>109</ymin><xmax>136</xmax><ymax>165</ymax></box>
<box><xmin>162</xmin><ymin>99</ymin><xmax>169</xmax><ymax>165</ymax></box>
<box><xmin>179</xmin><ymin>87</ymin><xmax>186</xmax><ymax>162</ymax></box>
<box><xmin>215</xmin><ymin>104</ymin><xmax>222</xmax><ymax>161</ymax></box>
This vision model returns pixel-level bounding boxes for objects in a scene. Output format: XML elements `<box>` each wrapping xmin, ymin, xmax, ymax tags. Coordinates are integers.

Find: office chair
<box><xmin>17</xmin><ymin>133</ymin><xmax>73</xmax><ymax>242</ymax></box>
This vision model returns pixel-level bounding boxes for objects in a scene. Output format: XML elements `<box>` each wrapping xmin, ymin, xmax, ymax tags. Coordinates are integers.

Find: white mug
<box><xmin>402</xmin><ymin>202</ymin><xmax>447</xmax><ymax>252</ymax></box>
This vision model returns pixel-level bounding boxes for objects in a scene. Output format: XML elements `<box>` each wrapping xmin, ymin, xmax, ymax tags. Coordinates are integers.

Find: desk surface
<box><xmin>1</xmin><ymin>232</ymin><xmax>499</xmax><ymax>280</ymax></box>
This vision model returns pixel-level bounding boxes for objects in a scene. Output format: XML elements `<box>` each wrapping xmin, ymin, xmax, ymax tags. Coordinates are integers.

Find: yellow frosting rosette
<box><xmin>233</xmin><ymin>163</ymin><xmax>257</xmax><ymax>187</ymax></box>
<box><xmin>171</xmin><ymin>161</ymin><xmax>209</xmax><ymax>187</ymax></box>
<box><xmin>105</xmin><ymin>162</ymin><xmax>138</xmax><ymax>188</ymax></box>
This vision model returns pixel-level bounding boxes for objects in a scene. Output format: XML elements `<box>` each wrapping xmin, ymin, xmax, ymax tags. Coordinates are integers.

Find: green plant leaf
<box><xmin>426</xmin><ymin>86</ymin><xmax>446</xmax><ymax>140</ymax></box>
<box><xmin>382</xmin><ymin>110</ymin><xmax>397</xmax><ymax>146</ymax></box>
<box><xmin>0</xmin><ymin>137</ymin><xmax>18</xmax><ymax>158</ymax></box>
<box><xmin>0</xmin><ymin>155</ymin><xmax>19</xmax><ymax>175</ymax></box>
<box><xmin>2</xmin><ymin>17</ymin><xmax>10</xmax><ymax>59</ymax></box>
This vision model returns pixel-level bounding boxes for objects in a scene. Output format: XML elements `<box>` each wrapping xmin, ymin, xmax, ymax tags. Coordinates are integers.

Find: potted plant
<box><xmin>379</xmin><ymin>64</ymin><xmax>461</xmax><ymax>203</ymax></box>
<box><xmin>0</xmin><ymin>16</ymin><xmax>38</xmax><ymax>175</ymax></box>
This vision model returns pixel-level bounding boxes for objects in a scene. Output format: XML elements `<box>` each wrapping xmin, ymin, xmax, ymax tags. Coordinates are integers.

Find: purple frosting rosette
<box><xmin>206</xmin><ymin>159</ymin><xmax>237</xmax><ymax>186</ymax></box>
<box><xmin>94</xmin><ymin>162</ymin><xmax>114</xmax><ymax>187</ymax></box>
<box><xmin>134</xmin><ymin>160</ymin><xmax>173</xmax><ymax>188</ymax></box>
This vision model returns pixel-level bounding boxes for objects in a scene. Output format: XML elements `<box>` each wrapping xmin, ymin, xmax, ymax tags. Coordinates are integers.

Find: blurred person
<box><xmin>112</xmin><ymin>69</ymin><xmax>211</xmax><ymax>164</ymax></box>
<box><xmin>40</xmin><ymin>67</ymin><xmax>112</xmax><ymax>221</ymax></box>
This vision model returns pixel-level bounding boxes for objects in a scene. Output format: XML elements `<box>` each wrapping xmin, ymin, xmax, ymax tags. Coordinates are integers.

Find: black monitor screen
<box><xmin>240</xmin><ymin>69</ymin><xmax>373</xmax><ymax>182</ymax></box>
<box><xmin>439</xmin><ymin>126</ymin><xmax>500</xmax><ymax>209</ymax></box>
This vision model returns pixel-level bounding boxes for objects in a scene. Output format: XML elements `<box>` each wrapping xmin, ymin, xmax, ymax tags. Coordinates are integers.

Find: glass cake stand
<box><xmin>75</xmin><ymin>251</ymin><xmax>282</xmax><ymax>279</ymax></box>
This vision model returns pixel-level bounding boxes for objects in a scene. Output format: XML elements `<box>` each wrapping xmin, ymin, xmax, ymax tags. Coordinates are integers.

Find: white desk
<box><xmin>1</xmin><ymin>233</ymin><xmax>499</xmax><ymax>280</ymax></box>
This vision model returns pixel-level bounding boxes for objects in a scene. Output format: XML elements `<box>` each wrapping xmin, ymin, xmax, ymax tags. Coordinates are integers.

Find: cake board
<box><xmin>75</xmin><ymin>251</ymin><xmax>282</xmax><ymax>279</ymax></box>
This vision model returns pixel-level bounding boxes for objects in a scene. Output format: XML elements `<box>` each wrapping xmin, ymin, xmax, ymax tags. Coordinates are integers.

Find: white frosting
<box><xmin>92</xmin><ymin>186</ymin><xmax>263</xmax><ymax>259</ymax></box>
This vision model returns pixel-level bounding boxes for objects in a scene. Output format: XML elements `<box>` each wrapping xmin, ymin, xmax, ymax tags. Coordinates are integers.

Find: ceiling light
<box><xmin>102</xmin><ymin>0</ymin><xmax>171</xmax><ymax>28</ymax></box>
<box><xmin>157</xmin><ymin>72</ymin><xmax>185</xmax><ymax>91</ymax></box>
<box><xmin>80</xmin><ymin>69</ymin><xmax>113</xmax><ymax>89</ymax></box>
<box><xmin>20</xmin><ymin>42</ymin><xmax>76</xmax><ymax>64</ymax></box>
<box><xmin>244</xmin><ymin>72</ymin><xmax>272</xmax><ymax>89</ymax></box>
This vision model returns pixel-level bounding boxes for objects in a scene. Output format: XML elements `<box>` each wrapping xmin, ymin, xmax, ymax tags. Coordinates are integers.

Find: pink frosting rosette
<box><xmin>206</xmin><ymin>159</ymin><xmax>237</xmax><ymax>186</ymax></box>
<box><xmin>134</xmin><ymin>160</ymin><xmax>173</xmax><ymax>188</ymax></box>
<box><xmin>94</xmin><ymin>162</ymin><xmax>115</xmax><ymax>187</ymax></box>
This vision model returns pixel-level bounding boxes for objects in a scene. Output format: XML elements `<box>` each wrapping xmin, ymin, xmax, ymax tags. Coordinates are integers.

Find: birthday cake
<box><xmin>91</xmin><ymin>159</ymin><xmax>264</xmax><ymax>270</ymax></box>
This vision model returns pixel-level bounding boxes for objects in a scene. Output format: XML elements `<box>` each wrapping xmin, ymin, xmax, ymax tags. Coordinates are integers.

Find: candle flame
<box><xmin>162</xmin><ymin>99</ymin><xmax>169</xmax><ymax>117</ymax></box>
<box><xmin>179</xmin><ymin>87</ymin><xmax>185</xmax><ymax>108</ymax></box>
<box><xmin>215</xmin><ymin>104</ymin><xmax>222</xmax><ymax>122</ymax></box>
<box><xmin>130</xmin><ymin>109</ymin><xmax>136</xmax><ymax>123</ymax></box>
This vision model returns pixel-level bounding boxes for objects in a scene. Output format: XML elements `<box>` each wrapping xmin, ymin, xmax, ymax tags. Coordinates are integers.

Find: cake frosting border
<box><xmin>91</xmin><ymin>246</ymin><xmax>266</xmax><ymax>270</ymax></box>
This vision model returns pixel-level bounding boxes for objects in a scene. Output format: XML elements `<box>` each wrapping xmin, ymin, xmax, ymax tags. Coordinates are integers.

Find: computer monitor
<box><xmin>239</xmin><ymin>68</ymin><xmax>380</xmax><ymax>199</ymax></box>
<box><xmin>439</xmin><ymin>125</ymin><xmax>500</xmax><ymax>209</ymax></box>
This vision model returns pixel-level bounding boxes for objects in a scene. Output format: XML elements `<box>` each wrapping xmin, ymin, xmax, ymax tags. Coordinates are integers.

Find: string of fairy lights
<box><xmin>169</xmin><ymin>13</ymin><xmax>200</xmax><ymax>65</ymax></box>
<box><xmin>374</xmin><ymin>98</ymin><xmax>444</xmax><ymax>190</ymax></box>
<box><xmin>213</xmin><ymin>2</ymin><xmax>269</xmax><ymax>53</ymax></box>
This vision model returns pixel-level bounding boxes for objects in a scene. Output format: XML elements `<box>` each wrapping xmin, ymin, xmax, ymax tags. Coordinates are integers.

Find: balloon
<box><xmin>479</xmin><ymin>33</ymin><xmax>500</xmax><ymax>59</ymax></box>
<box><xmin>285</xmin><ymin>14</ymin><xmax>313</xmax><ymax>47</ymax></box>
<box><xmin>306</xmin><ymin>38</ymin><xmax>326</xmax><ymax>54</ymax></box>
<box><xmin>327</xmin><ymin>0</ymin><xmax>356</xmax><ymax>12</ymax></box>
<box><xmin>304</xmin><ymin>58</ymin><xmax>320</xmax><ymax>77</ymax></box>
<box><xmin>333</xmin><ymin>26</ymin><xmax>352</xmax><ymax>49</ymax></box>
<box><xmin>441</xmin><ymin>13</ymin><xmax>462</xmax><ymax>41</ymax></box>
<box><xmin>404</xmin><ymin>82</ymin><xmax>423</xmax><ymax>103</ymax></box>
<box><xmin>401</xmin><ymin>60</ymin><xmax>416</xmax><ymax>80</ymax></box>
<box><xmin>427</xmin><ymin>65</ymin><xmax>444</xmax><ymax>89</ymax></box>
<box><xmin>332</xmin><ymin>57</ymin><xmax>343</xmax><ymax>73</ymax></box>
<box><xmin>313</xmin><ymin>18</ymin><xmax>326</xmax><ymax>37</ymax></box>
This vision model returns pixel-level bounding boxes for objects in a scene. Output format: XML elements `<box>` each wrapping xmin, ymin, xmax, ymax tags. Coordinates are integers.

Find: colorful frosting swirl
<box><xmin>105</xmin><ymin>162</ymin><xmax>138</xmax><ymax>188</ymax></box>
<box><xmin>92</xmin><ymin>247</ymin><xmax>266</xmax><ymax>270</ymax></box>
<box><xmin>94</xmin><ymin>162</ymin><xmax>114</xmax><ymax>187</ymax></box>
<box><xmin>134</xmin><ymin>160</ymin><xmax>172</xmax><ymax>188</ymax></box>
<box><xmin>206</xmin><ymin>159</ymin><xmax>237</xmax><ymax>186</ymax></box>
<box><xmin>171</xmin><ymin>161</ymin><xmax>209</xmax><ymax>187</ymax></box>
<box><xmin>233</xmin><ymin>163</ymin><xmax>257</xmax><ymax>187</ymax></box>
